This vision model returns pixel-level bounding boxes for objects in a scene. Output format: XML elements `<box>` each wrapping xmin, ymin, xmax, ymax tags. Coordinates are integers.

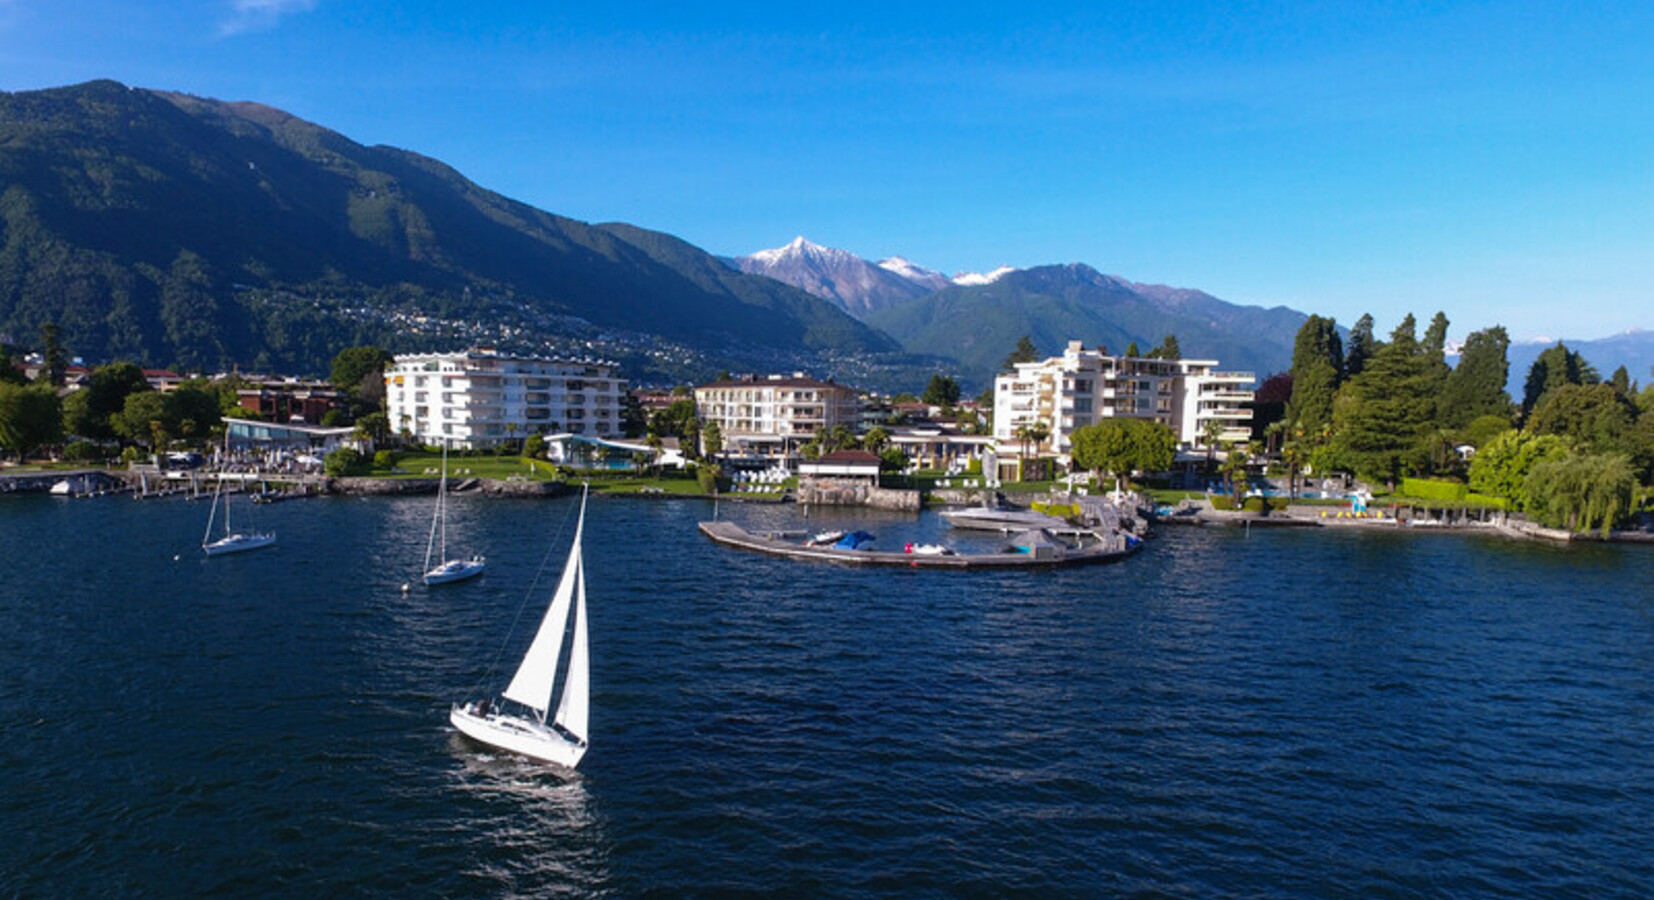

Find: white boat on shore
<box><xmin>450</xmin><ymin>485</ymin><xmax>591</xmax><ymax>768</ymax></box>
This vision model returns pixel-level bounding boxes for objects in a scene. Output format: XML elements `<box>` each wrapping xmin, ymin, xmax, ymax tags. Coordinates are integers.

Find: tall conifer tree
<box><xmin>1438</xmin><ymin>326</ymin><xmax>1512</xmax><ymax>430</ymax></box>
<box><xmin>1284</xmin><ymin>315</ymin><xmax>1344</xmax><ymax>439</ymax></box>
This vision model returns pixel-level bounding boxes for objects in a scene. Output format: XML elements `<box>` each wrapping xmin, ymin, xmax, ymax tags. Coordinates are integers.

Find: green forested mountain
<box><xmin>863</xmin><ymin>263</ymin><xmax>1307</xmax><ymax>384</ymax></box>
<box><xmin>0</xmin><ymin>80</ymin><xmax>896</xmax><ymax>376</ymax></box>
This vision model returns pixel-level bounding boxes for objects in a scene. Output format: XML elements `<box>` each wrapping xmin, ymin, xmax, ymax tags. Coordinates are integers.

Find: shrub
<box><xmin>696</xmin><ymin>463</ymin><xmax>722</xmax><ymax>494</ymax></box>
<box><xmin>325</xmin><ymin>447</ymin><xmax>367</xmax><ymax>477</ymax></box>
<box><xmin>63</xmin><ymin>440</ymin><xmax>102</xmax><ymax>462</ymax></box>
<box><xmin>1401</xmin><ymin>477</ymin><xmax>1468</xmax><ymax>503</ymax></box>
<box><xmin>373</xmin><ymin>449</ymin><xmax>398</xmax><ymax>469</ymax></box>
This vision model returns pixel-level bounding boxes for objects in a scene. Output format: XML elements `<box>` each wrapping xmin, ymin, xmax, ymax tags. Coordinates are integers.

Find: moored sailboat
<box><xmin>423</xmin><ymin>441</ymin><xmax>484</xmax><ymax>585</ymax></box>
<box><xmin>450</xmin><ymin>485</ymin><xmax>591</xmax><ymax>767</ymax></box>
<box><xmin>202</xmin><ymin>436</ymin><xmax>275</xmax><ymax>556</ymax></box>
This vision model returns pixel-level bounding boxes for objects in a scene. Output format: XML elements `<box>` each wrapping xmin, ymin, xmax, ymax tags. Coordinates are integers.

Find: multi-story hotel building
<box><xmin>993</xmin><ymin>341</ymin><xmax>1254</xmax><ymax>459</ymax></box>
<box><xmin>384</xmin><ymin>349</ymin><xmax>625</xmax><ymax>448</ymax></box>
<box><xmin>693</xmin><ymin>373</ymin><xmax>860</xmax><ymax>461</ymax></box>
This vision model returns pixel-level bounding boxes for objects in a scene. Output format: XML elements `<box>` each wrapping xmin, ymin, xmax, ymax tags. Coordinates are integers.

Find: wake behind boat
<box><xmin>451</xmin><ymin>485</ymin><xmax>591</xmax><ymax>768</ymax></box>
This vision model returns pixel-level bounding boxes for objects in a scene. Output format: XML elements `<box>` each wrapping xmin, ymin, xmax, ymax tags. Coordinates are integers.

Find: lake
<box><xmin>2</xmin><ymin>491</ymin><xmax>1651</xmax><ymax>898</ymax></box>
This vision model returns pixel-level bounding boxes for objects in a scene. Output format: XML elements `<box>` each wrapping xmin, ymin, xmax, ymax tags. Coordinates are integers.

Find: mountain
<box><xmin>863</xmin><ymin>263</ymin><xmax>1306</xmax><ymax>386</ymax></box>
<box><xmin>949</xmin><ymin>265</ymin><xmax>1018</xmax><ymax>286</ymax></box>
<box><xmin>876</xmin><ymin>256</ymin><xmax>951</xmax><ymax>292</ymax></box>
<box><xmin>1506</xmin><ymin>330</ymin><xmax>1654</xmax><ymax>392</ymax></box>
<box><xmin>0</xmin><ymin>81</ymin><xmax>897</xmax><ymax>378</ymax></box>
<box><xmin>733</xmin><ymin>236</ymin><xmax>932</xmax><ymax>316</ymax></box>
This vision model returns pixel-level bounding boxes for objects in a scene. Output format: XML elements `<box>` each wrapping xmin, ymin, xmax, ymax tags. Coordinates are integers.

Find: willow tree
<box><xmin>1523</xmin><ymin>452</ymin><xmax>1637</xmax><ymax>536</ymax></box>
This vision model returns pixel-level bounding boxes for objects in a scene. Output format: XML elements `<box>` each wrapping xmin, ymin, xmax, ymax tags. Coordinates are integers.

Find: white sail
<box><xmin>501</xmin><ymin>492</ymin><xmax>586</xmax><ymax>716</ymax></box>
<box><xmin>552</xmin><ymin>550</ymin><xmax>589</xmax><ymax>741</ymax></box>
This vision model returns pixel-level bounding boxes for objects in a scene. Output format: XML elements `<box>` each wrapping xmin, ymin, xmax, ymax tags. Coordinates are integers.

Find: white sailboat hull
<box><xmin>449</xmin><ymin>703</ymin><xmax>587</xmax><ymax>768</ymax></box>
<box><xmin>423</xmin><ymin>557</ymin><xmax>485</xmax><ymax>585</ymax></box>
<box><xmin>203</xmin><ymin>532</ymin><xmax>277</xmax><ymax>556</ymax></box>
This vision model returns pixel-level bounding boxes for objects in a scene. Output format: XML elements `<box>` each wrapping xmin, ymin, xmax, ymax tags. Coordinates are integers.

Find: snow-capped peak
<box><xmin>748</xmin><ymin>236</ymin><xmax>855</xmax><ymax>266</ymax></box>
<box><xmin>951</xmin><ymin>265</ymin><xmax>1018</xmax><ymax>286</ymax></box>
<box><xmin>877</xmin><ymin>256</ymin><xmax>951</xmax><ymax>290</ymax></box>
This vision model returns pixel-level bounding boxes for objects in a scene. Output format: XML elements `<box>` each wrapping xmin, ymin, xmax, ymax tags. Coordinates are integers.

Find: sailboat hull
<box><xmin>449</xmin><ymin>703</ymin><xmax>587</xmax><ymax>768</ymax></box>
<box><xmin>423</xmin><ymin>557</ymin><xmax>486</xmax><ymax>585</ymax></box>
<box><xmin>203</xmin><ymin>532</ymin><xmax>277</xmax><ymax>556</ymax></box>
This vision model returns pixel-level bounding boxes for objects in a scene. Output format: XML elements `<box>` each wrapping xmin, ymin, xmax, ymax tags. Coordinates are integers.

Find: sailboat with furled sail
<box><xmin>450</xmin><ymin>485</ymin><xmax>591</xmax><ymax>768</ymax></box>
<box><xmin>202</xmin><ymin>433</ymin><xmax>275</xmax><ymax>556</ymax></box>
<box><xmin>423</xmin><ymin>441</ymin><xmax>485</xmax><ymax>585</ymax></box>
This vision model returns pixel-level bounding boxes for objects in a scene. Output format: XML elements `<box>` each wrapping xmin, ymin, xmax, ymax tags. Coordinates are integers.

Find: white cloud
<box><xmin>218</xmin><ymin>0</ymin><xmax>318</xmax><ymax>37</ymax></box>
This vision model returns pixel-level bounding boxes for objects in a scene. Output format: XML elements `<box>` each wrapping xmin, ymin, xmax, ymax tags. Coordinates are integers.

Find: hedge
<box><xmin>1400</xmin><ymin>478</ymin><xmax>1468</xmax><ymax>503</ymax></box>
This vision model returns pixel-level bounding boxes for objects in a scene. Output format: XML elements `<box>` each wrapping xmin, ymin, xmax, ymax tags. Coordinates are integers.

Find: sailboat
<box><xmin>450</xmin><ymin>485</ymin><xmax>591</xmax><ymax>768</ymax></box>
<box><xmin>423</xmin><ymin>441</ymin><xmax>485</xmax><ymax>585</ymax></box>
<box><xmin>202</xmin><ymin>435</ymin><xmax>275</xmax><ymax>556</ymax></box>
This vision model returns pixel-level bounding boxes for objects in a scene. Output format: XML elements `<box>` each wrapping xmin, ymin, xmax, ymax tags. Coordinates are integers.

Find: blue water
<box><xmin>3</xmin><ymin>492</ymin><xmax>1652</xmax><ymax>897</ymax></box>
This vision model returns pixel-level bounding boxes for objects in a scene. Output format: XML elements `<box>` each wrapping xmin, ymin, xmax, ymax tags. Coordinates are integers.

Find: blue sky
<box><xmin>3</xmin><ymin>0</ymin><xmax>1652</xmax><ymax>342</ymax></box>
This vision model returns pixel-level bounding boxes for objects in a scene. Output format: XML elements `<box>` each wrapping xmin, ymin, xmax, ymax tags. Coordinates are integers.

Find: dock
<box><xmin>698</xmin><ymin>521</ymin><xmax>1142</xmax><ymax>568</ymax></box>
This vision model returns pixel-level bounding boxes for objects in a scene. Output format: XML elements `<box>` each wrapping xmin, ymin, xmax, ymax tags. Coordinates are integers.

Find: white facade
<box><xmin>993</xmin><ymin>341</ymin><xmax>1254</xmax><ymax>457</ymax></box>
<box><xmin>694</xmin><ymin>373</ymin><xmax>860</xmax><ymax>459</ymax></box>
<box><xmin>385</xmin><ymin>349</ymin><xmax>625</xmax><ymax>449</ymax></box>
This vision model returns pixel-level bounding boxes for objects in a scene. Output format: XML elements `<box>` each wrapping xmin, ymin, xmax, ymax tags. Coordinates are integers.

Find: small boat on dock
<box><xmin>940</xmin><ymin>506</ymin><xmax>1071</xmax><ymax>532</ymax></box>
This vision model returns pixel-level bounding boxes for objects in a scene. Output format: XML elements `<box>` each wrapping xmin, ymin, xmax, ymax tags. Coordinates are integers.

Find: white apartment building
<box><xmin>384</xmin><ymin>349</ymin><xmax>625</xmax><ymax>448</ymax></box>
<box><xmin>993</xmin><ymin>341</ymin><xmax>1254</xmax><ymax>459</ymax></box>
<box><xmin>693</xmin><ymin>373</ymin><xmax>860</xmax><ymax>461</ymax></box>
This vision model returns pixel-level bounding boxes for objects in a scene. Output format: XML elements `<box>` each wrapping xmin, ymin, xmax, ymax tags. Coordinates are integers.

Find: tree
<box><xmin>1125</xmin><ymin>341</ymin><xmax>1141</xmax><ymax>357</ymax></box>
<box><xmin>1219</xmin><ymin>442</ymin><xmax>1252</xmax><ymax>500</ymax></box>
<box><xmin>1523</xmin><ymin>452</ymin><xmax>1637</xmax><ymax>536</ymax></box>
<box><xmin>1526</xmin><ymin>383</ymin><xmax>1637</xmax><ymax>451</ymax></box>
<box><xmin>113</xmin><ymin>391</ymin><xmax>173</xmax><ymax>450</ymax></box>
<box><xmin>1610</xmin><ymin>365</ymin><xmax>1632</xmax><ymax>397</ymax></box>
<box><xmin>1069</xmin><ymin>418</ymin><xmax>1174</xmax><ymax>493</ymax></box>
<box><xmin>1521</xmin><ymin>342</ymin><xmax>1598</xmax><ymax>416</ymax></box>
<box><xmin>67</xmin><ymin>362</ymin><xmax>152</xmax><ymax>440</ymax></box>
<box><xmin>1284</xmin><ymin>315</ymin><xmax>1344</xmax><ymax>439</ymax></box>
<box><xmin>1002</xmin><ymin>335</ymin><xmax>1040</xmax><ymax>371</ymax></box>
<box><xmin>329</xmin><ymin>346</ymin><xmax>395</xmax><ymax>415</ymax></box>
<box><xmin>0</xmin><ymin>382</ymin><xmax>64</xmax><ymax>460</ymax></box>
<box><xmin>1344</xmin><ymin>313</ymin><xmax>1377</xmax><ymax>378</ymax></box>
<box><xmin>922</xmin><ymin>374</ymin><xmax>961</xmax><ymax>408</ymax></box>
<box><xmin>862</xmin><ymin>425</ymin><xmax>891</xmax><ymax>454</ymax></box>
<box><xmin>1014</xmin><ymin>419</ymin><xmax>1049</xmax><ymax>461</ymax></box>
<box><xmin>39</xmin><ymin>323</ymin><xmax>67</xmax><ymax>388</ymax></box>
<box><xmin>1438</xmin><ymin>326</ymin><xmax>1512</xmax><ymax>430</ymax></box>
<box><xmin>1330</xmin><ymin>319</ymin><xmax>1436</xmax><ymax>490</ymax></box>
<box><xmin>1148</xmin><ymin>334</ymin><xmax>1183</xmax><ymax>360</ymax></box>
<box><xmin>0</xmin><ymin>345</ymin><xmax>25</xmax><ymax>385</ymax></box>
<box><xmin>702</xmin><ymin>420</ymin><xmax>724</xmax><ymax>458</ymax></box>
<box><xmin>1467</xmin><ymin>429</ymin><xmax>1569</xmax><ymax>507</ymax></box>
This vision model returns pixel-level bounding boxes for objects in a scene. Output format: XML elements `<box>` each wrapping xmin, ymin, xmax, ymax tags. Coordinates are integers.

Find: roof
<box><xmin>817</xmin><ymin>449</ymin><xmax>880</xmax><ymax>464</ymax></box>
<box><xmin>696</xmin><ymin>376</ymin><xmax>849</xmax><ymax>391</ymax></box>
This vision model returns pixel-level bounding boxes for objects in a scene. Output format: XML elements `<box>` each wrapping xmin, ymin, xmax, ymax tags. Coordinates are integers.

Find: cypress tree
<box><xmin>1332</xmin><ymin>315</ymin><xmax>1435</xmax><ymax>490</ymax></box>
<box><xmin>1344</xmin><ymin>313</ymin><xmax>1376</xmax><ymax>378</ymax></box>
<box><xmin>1438</xmin><ymin>326</ymin><xmax>1511</xmax><ymax>430</ymax></box>
<box><xmin>1284</xmin><ymin>315</ymin><xmax>1344</xmax><ymax>439</ymax></box>
<box><xmin>1521</xmin><ymin>342</ymin><xmax>1598</xmax><ymax>416</ymax></box>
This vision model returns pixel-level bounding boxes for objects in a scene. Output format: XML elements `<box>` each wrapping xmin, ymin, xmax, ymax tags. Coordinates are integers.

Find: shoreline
<box><xmin>7</xmin><ymin>466</ymin><xmax>1650</xmax><ymax>545</ymax></box>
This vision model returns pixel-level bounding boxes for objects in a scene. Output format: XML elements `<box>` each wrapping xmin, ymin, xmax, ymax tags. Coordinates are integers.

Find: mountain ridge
<box><xmin>0</xmin><ymin>80</ymin><xmax>897</xmax><ymax>378</ymax></box>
